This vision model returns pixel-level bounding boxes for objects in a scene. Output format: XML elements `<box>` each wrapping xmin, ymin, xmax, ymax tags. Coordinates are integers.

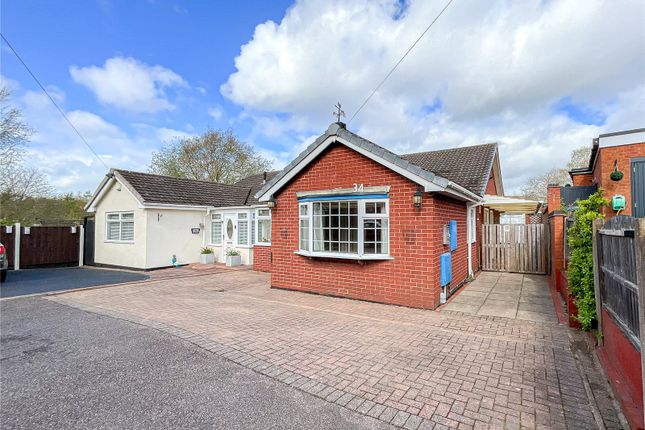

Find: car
<box><xmin>0</xmin><ymin>241</ymin><xmax>7</xmax><ymax>283</ymax></box>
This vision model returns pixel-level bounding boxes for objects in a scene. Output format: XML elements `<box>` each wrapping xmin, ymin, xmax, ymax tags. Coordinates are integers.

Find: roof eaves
<box><xmin>480</xmin><ymin>143</ymin><xmax>498</xmax><ymax>196</ymax></box>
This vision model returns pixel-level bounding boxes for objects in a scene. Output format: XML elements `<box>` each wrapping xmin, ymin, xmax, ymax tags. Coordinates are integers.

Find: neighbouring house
<box><xmin>253</xmin><ymin>122</ymin><xmax>507</xmax><ymax>310</ymax></box>
<box><xmin>84</xmin><ymin>169</ymin><xmax>277</xmax><ymax>270</ymax></box>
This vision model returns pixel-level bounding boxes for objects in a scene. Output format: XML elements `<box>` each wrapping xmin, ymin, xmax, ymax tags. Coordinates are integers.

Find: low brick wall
<box><xmin>597</xmin><ymin>307</ymin><xmax>644</xmax><ymax>430</ymax></box>
<box><xmin>253</xmin><ymin>245</ymin><xmax>272</xmax><ymax>272</ymax></box>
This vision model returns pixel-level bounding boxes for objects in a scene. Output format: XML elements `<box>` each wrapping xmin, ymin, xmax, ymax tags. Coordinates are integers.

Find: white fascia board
<box><xmin>446</xmin><ymin>182</ymin><xmax>482</xmax><ymax>202</ymax></box>
<box><xmin>210</xmin><ymin>205</ymin><xmax>255</xmax><ymax>210</ymax></box>
<box><xmin>85</xmin><ymin>176</ymin><xmax>114</xmax><ymax>212</ymax></box>
<box><xmin>257</xmin><ymin>135</ymin><xmax>445</xmax><ymax>201</ymax></box>
<box><xmin>141</xmin><ymin>203</ymin><xmax>210</xmax><ymax>211</ymax></box>
<box><xmin>599</xmin><ymin>131</ymin><xmax>645</xmax><ymax>148</ymax></box>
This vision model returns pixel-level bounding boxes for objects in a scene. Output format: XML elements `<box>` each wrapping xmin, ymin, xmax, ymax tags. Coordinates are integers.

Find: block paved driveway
<box><xmin>51</xmin><ymin>270</ymin><xmax>620</xmax><ymax>429</ymax></box>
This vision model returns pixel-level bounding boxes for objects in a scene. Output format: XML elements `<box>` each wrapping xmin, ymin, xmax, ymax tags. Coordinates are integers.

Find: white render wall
<box><xmin>145</xmin><ymin>208</ymin><xmax>206</xmax><ymax>268</ymax></box>
<box><xmin>94</xmin><ymin>180</ymin><xmax>147</xmax><ymax>269</ymax></box>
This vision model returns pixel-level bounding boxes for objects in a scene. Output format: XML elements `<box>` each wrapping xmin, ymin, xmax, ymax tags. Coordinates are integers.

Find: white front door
<box><xmin>222</xmin><ymin>214</ymin><xmax>236</xmax><ymax>261</ymax></box>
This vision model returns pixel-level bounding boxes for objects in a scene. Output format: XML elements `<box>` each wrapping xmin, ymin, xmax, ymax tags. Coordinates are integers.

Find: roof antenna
<box><xmin>332</xmin><ymin>102</ymin><xmax>345</xmax><ymax>124</ymax></box>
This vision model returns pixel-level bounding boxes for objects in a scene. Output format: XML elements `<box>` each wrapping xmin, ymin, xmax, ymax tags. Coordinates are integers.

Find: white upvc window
<box><xmin>469</xmin><ymin>207</ymin><xmax>477</xmax><ymax>243</ymax></box>
<box><xmin>106</xmin><ymin>212</ymin><xmax>134</xmax><ymax>242</ymax></box>
<box><xmin>298</xmin><ymin>199</ymin><xmax>389</xmax><ymax>259</ymax></box>
<box><xmin>211</xmin><ymin>213</ymin><xmax>222</xmax><ymax>245</ymax></box>
<box><xmin>237</xmin><ymin>212</ymin><xmax>249</xmax><ymax>246</ymax></box>
<box><xmin>256</xmin><ymin>208</ymin><xmax>271</xmax><ymax>245</ymax></box>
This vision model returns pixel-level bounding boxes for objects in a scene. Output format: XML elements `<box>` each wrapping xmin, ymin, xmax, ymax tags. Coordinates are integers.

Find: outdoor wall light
<box><xmin>413</xmin><ymin>188</ymin><xmax>423</xmax><ymax>208</ymax></box>
<box><xmin>266</xmin><ymin>196</ymin><xmax>277</xmax><ymax>209</ymax></box>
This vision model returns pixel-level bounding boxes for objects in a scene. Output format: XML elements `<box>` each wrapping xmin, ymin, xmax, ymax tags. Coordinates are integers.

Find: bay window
<box><xmin>298</xmin><ymin>198</ymin><xmax>389</xmax><ymax>258</ymax></box>
<box><xmin>106</xmin><ymin>212</ymin><xmax>134</xmax><ymax>242</ymax></box>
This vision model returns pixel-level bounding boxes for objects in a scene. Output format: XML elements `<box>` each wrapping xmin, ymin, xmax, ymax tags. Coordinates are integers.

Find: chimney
<box><xmin>262</xmin><ymin>171</ymin><xmax>267</xmax><ymax>184</ymax></box>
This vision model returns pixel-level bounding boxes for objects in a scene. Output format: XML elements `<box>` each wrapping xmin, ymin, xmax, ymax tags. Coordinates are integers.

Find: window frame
<box><xmin>105</xmin><ymin>211</ymin><xmax>135</xmax><ymax>243</ymax></box>
<box><xmin>297</xmin><ymin>198</ymin><xmax>391</xmax><ymax>260</ymax></box>
<box><xmin>237</xmin><ymin>212</ymin><xmax>249</xmax><ymax>246</ymax></box>
<box><xmin>255</xmin><ymin>208</ymin><xmax>271</xmax><ymax>246</ymax></box>
<box><xmin>210</xmin><ymin>213</ymin><xmax>223</xmax><ymax>246</ymax></box>
<box><xmin>469</xmin><ymin>207</ymin><xmax>477</xmax><ymax>244</ymax></box>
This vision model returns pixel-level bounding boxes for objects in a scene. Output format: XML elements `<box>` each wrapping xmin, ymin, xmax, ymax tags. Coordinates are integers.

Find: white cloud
<box><xmin>207</xmin><ymin>105</ymin><xmax>223</xmax><ymax>121</ymax></box>
<box><xmin>70</xmin><ymin>56</ymin><xmax>188</xmax><ymax>113</ymax></box>
<box><xmin>222</xmin><ymin>0</ymin><xmax>645</xmax><ymax>194</ymax></box>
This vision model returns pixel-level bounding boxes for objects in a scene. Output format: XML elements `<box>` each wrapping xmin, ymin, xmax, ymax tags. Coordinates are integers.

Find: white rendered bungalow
<box><xmin>84</xmin><ymin>169</ymin><xmax>277</xmax><ymax>270</ymax></box>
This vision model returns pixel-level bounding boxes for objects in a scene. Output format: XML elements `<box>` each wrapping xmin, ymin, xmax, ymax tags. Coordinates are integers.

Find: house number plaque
<box><xmin>353</xmin><ymin>183</ymin><xmax>364</xmax><ymax>192</ymax></box>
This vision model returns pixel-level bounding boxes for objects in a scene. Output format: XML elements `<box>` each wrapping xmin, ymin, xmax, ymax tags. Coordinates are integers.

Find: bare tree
<box><xmin>520</xmin><ymin>145</ymin><xmax>592</xmax><ymax>200</ymax></box>
<box><xmin>0</xmin><ymin>86</ymin><xmax>33</xmax><ymax>165</ymax></box>
<box><xmin>149</xmin><ymin>128</ymin><xmax>272</xmax><ymax>184</ymax></box>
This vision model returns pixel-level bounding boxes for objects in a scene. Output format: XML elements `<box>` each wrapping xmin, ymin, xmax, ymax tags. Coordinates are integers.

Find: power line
<box><xmin>1</xmin><ymin>33</ymin><xmax>109</xmax><ymax>169</ymax></box>
<box><xmin>347</xmin><ymin>0</ymin><xmax>454</xmax><ymax>124</ymax></box>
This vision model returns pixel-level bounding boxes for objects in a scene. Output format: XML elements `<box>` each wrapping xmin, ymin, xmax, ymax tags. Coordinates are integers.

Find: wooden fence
<box><xmin>482</xmin><ymin>224</ymin><xmax>547</xmax><ymax>274</ymax></box>
<box><xmin>0</xmin><ymin>224</ymin><xmax>82</xmax><ymax>269</ymax></box>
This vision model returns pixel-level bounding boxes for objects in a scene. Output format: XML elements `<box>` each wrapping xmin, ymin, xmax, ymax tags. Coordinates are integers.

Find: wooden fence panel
<box><xmin>0</xmin><ymin>225</ymin><xmax>79</xmax><ymax>269</ymax></box>
<box><xmin>595</xmin><ymin>216</ymin><xmax>642</xmax><ymax>346</ymax></box>
<box><xmin>482</xmin><ymin>224</ymin><xmax>547</xmax><ymax>274</ymax></box>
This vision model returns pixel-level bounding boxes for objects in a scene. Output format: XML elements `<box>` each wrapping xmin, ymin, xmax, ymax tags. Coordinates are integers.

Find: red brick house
<box><xmin>253</xmin><ymin>122</ymin><xmax>504</xmax><ymax>309</ymax></box>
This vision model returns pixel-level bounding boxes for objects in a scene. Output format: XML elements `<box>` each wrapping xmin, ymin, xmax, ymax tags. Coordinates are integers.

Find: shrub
<box><xmin>200</xmin><ymin>247</ymin><xmax>213</xmax><ymax>254</ymax></box>
<box><xmin>226</xmin><ymin>248</ymin><xmax>240</xmax><ymax>257</ymax></box>
<box><xmin>566</xmin><ymin>190</ymin><xmax>608</xmax><ymax>330</ymax></box>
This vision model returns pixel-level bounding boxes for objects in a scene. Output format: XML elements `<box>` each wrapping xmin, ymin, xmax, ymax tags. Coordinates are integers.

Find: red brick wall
<box><xmin>547</xmin><ymin>185</ymin><xmax>561</xmax><ymax>212</ymax></box>
<box><xmin>548</xmin><ymin>213</ymin><xmax>566</xmax><ymax>291</ymax></box>
<box><xmin>485</xmin><ymin>175</ymin><xmax>497</xmax><ymax>195</ymax></box>
<box><xmin>253</xmin><ymin>245</ymin><xmax>272</xmax><ymax>272</ymax></box>
<box><xmin>269</xmin><ymin>143</ymin><xmax>471</xmax><ymax>309</ymax></box>
<box><xmin>571</xmin><ymin>173</ymin><xmax>593</xmax><ymax>186</ymax></box>
<box><xmin>593</xmin><ymin>142</ymin><xmax>645</xmax><ymax>218</ymax></box>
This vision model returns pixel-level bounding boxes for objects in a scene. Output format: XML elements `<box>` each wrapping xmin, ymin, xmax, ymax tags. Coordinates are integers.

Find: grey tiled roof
<box><xmin>256</xmin><ymin>123</ymin><xmax>497</xmax><ymax>199</ymax></box>
<box><xmin>400</xmin><ymin>143</ymin><xmax>498</xmax><ymax>196</ymax></box>
<box><xmin>234</xmin><ymin>171</ymin><xmax>280</xmax><ymax>205</ymax></box>
<box><xmin>113</xmin><ymin>169</ymin><xmax>252</xmax><ymax>207</ymax></box>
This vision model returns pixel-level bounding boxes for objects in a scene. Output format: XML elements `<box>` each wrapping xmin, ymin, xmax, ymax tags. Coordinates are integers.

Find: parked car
<box><xmin>0</xmin><ymin>242</ymin><xmax>7</xmax><ymax>283</ymax></box>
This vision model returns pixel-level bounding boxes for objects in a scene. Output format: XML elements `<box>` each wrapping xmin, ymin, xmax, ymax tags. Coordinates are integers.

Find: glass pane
<box><xmin>238</xmin><ymin>213</ymin><xmax>247</xmax><ymax>219</ymax></box>
<box><xmin>121</xmin><ymin>212</ymin><xmax>134</xmax><ymax>220</ymax></box>
<box><xmin>107</xmin><ymin>213</ymin><xmax>120</xmax><ymax>220</ymax></box>
<box><xmin>364</xmin><ymin>242</ymin><xmax>375</xmax><ymax>254</ymax></box>
<box><xmin>349</xmin><ymin>202</ymin><xmax>358</xmax><ymax>214</ymax></box>
<box><xmin>107</xmin><ymin>222</ymin><xmax>120</xmax><ymax>240</ymax></box>
<box><xmin>365</xmin><ymin>202</ymin><xmax>375</xmax><ymax>214</ymax></box>
<box><xmin>258</xmin><ymin>219</ymin><xmax>271</xmax><ymax>243</ymax></box>
<box><xmin>238</xmin><ymin>221</ymin><xmax>248</xmax><ymax>245</ymax></box>
<box><xmin>212</xmin><ymin>213</ymin><xmax>222</xmax><ymax>220</ymax></box>
<box><xmin>226</xmin><ymin>219</ymin><xmax>234</xmax><ymax>239</ymax></box>
<box><xmin>212</xmin><ymin>222</ymin><xmax>222</xmax><ymax>245</ymax></box>
<box><xmin>258</xmin><ymin>209</ymin><xmax>270</xmax><ymax>217</ymax></box>
<box><xmin>121</xmin><ymin>222</ymin><xmax>134</xmax><ymax>241</ymax></box>
<box><xmin>375</xmin><ymin>202</ymin><xmax>386</xmax><ymax>214</ymax></box>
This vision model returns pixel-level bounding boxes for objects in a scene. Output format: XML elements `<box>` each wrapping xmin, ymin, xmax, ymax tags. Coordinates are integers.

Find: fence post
<box><xmin>592</xmin><ymin>218</ymin><xmax>603</xmax><ymax>345</ymax></box>
<box><xmin>635</xmin><ymin>218</ymin><xmax>645</xmax><ymax>426</ymax></box>
<box><xmin>78</xmin><ymin>225</ymin><xmax>84</xmax><ymax>267</ymax></box>
<box><xmin>14</xmin><ymin>222</ymin><xmax>20</xmax><ymax>271</ymax></box>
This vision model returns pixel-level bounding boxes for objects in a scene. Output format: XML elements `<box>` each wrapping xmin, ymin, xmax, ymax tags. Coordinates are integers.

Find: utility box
<box><xmin>612</xmin><ymin>194</ymin><xmax>626</xmax><ymax>211</ymax></box>
<box><xmin>440</xmin><ymin>252</ymin><xmax>452</xmax><ymax>287</ymax></box>
<box><xmin>449</xmin><ymin>220</ymin><xmax>457</xmax><ymax>251</ymax></box>
<box><xmin>442</xmin><ymin>224</ymin><xmax>450</xmax><ymax>245</ymax></box>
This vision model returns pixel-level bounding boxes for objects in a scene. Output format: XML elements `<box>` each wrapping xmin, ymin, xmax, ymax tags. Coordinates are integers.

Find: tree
<box><xmin>149</xmin><ymin>128</ymin><xmax>272</xmax><ymax>184</ymax></box>
<box><xmin>1</xmin><ymin>86</ymin><xmax>33</xmax><ymax>165</ymax></box>
<box><xmin>520</xmin><ymin>145</ymin><xmax>592</xmax><ymax>200</ymax></box>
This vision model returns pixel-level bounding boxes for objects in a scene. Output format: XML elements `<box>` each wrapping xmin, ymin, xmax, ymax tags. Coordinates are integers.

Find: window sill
<box><xmin>104</xmin><ymin>240</ymin><xmax>134</xmax><ymax>244</ymax></box>
<box><xmin>254</xmin><ymin>242</ymin><xmax>272</xmax><ymax>247</ymax></box>
<box><xmin>294</xmin><ymin>250</ymin><xmax>393</xmax><ymax>261</ymax></box>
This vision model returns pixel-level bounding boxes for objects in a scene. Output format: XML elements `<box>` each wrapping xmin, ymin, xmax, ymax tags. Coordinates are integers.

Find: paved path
<box><xmin>0</xmin><ymin>296</ymin><xmax>390</xmax><ymax>430</ymax></box>
<box><xmin>51</xmin><ymin>270</ymin><xmax>624</xmax><ymax>429</ymax></box>
<box><xmin>0</xmin><ymin>267</ymin><xmax>149</xmax><ymax>298</ymax></box>
<box><xmin>444</xmin><ymin>272</ymin><xmax>557</xmax><ymax>323</ymax></box>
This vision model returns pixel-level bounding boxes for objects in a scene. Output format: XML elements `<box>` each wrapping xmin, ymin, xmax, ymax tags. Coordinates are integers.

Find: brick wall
<box><xmin>547</xmin><ymin>184</ymin><xmax>561</xmax><ymax>212</ymax></box>
<box><xmin>571</xmin><ymin>173</ymin><xmax>593</xmax><ymax>186</ymax></box>
<box><xmin>593</xmin><ymin>142</ymin><xmax>645</xmax><ymax>217</ymax></box>
<box><xmin>253</xmin><ymin>245</ymin><xmax>272</xmax><ymax>272</ymax></box>
<box><xmin>269</xmin><ymin>143</ymin><xmax>471</xmax><ymax>310</ymax></box>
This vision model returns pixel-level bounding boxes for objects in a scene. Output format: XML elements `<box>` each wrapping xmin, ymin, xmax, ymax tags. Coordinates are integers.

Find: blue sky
<box><xmin>2</xmin><ymin>0</ymin><xmax>643</xmax><ymax>194</ymax></box>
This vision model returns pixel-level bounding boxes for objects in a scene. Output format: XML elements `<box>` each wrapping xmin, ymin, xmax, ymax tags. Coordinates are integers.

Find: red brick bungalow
<box><xmin>253</xmin><ymin>122</ymin><xmax>503</xmax><ymax>309</ymax></box>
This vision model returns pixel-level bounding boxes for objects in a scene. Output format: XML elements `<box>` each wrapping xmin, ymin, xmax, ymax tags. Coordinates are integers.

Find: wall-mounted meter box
<box><xmin>442</xmin><ymin>224</ymin><xmax>450</xmax><ymax>245</ymax></box>
<box><xmin>612</xmin><ymin>195</ymin><xmax>626</xmax><ymax>211</ymax></box>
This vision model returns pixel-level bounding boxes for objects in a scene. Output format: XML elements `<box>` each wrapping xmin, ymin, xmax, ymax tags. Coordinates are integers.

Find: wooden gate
<box><xmin>482</xmin><ymin>224</ymin><xmax>547</xmax><ymax>274</ymax></box>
